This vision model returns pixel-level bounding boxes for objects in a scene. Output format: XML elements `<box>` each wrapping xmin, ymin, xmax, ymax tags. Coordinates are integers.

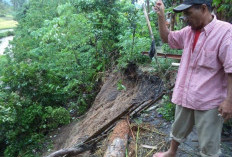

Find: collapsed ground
<box><xmin>44</xmin><ymin>64</ymin><xmax>232</xmax><ymax>157</ymax></box>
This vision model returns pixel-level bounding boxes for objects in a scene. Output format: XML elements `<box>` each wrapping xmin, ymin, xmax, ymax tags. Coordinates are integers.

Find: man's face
<box><xmin>183</xmin><ymin>5</ymin><xmax>204</xmax><ymax>30</ymax></box>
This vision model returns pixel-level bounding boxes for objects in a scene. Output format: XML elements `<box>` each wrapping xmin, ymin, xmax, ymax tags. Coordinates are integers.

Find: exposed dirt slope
<box><xmin>48</xmin><ymin>65</ymin><xmax>162</xmax><ymax>154</ymax></box>
<box><xmin>45</xmin><ymin>65</ymin><xmax>232</xmax><ymax>157</ymax></box>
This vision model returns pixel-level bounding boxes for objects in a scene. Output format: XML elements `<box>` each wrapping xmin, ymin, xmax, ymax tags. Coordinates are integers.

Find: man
<box><xmin>153</xmin><ymin>0</ymin><xmax>232</xmax><ymax>156</ymax></box>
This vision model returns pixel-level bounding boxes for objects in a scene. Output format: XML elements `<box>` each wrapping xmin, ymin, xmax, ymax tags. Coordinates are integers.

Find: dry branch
<box><xmin>46</xmin><ymin>146</ymin><xmax>90</xmax><ymax>157</ymax></box>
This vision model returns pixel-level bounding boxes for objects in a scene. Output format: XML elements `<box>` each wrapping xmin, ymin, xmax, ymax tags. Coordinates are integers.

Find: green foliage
<box><xmin>117</xmin><ymin>79</ymin><xmax>126</xmax><ymax>91</ymax></box>
<box><xmin>11</xmin><ymin>0</ymin><xmax>27</xmax><ymax>11</ymax></box>
<box><xmin>162</xmin><ymin>44</ymin><xmax>182</xmax><ymax>55</ymax></box>
<box><xmin>0</xmin><ymin>1</ymin><xmax>11</xmax><ymax>16</ymax></box>
<box><xmin>0</xmin><ymin>31</ymin><xmax>14</xmax><ymax>39</ymax></box>
<box><xmin>116</xmin><ymin>1</ymin><xmax>160</xmax><ymax>69</ymax></box>
<box><xmin>213</xmin><ymin>0</ymin><xmax>232</xmax><ymax>22</ymax></box>
<box><xmin>157</xmin><ymin>95</ymin><xmax>175</xmax><ymax>121</ymax></box>
<box><xmin>0</xmin><ymin>90</ymin><xmax>70</xmax><ymax>156</ymax></box>
<box><xmin>42</xmin><ymin>106</ymin><xmax>70</xmax><ymax>129</ymax></box>
<box><xmin>0</xmin><ymin>0</ymin><xmax>125</xmax><ymax>156</ymax></box>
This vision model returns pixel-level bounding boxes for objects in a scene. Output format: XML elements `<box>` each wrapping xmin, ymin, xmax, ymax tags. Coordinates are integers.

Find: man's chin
<box><xmin>188</xmin><ymin>24</ymin><xmax>195</xmax><ymax>30</ymax></box>
<box><xmin>189</xmin><ymin>24</ymin><xmax>203</xmax><ymax>31</ymax></box>
<box><xmin>190</xmin><ymin>26</ymin><xmax>201</xmax><ymax>31</ymax></box>
<box><xmin>191</xmin><ymin>27</ymin><xmax>197</xmax><ymax>30</ymax></box>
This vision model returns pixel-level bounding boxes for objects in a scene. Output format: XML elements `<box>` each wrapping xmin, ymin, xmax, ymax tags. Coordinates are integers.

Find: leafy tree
<box><xmin>0</xmin><ymin>0</ymin><xmax>125</xmax><ymax>156</ymax></box>
<box><xmin>0</xmin><ymin>0</ymin><xmax>11</xmax><ymax>16</ymax></box>
<box><xmin>10</xmin><ymin>0</ymin><xmax>26</xmax><ymax>11</ymax></box>
<box><xmin>213</xmin><ymin>0</ymin><xmax>232</xmax><ymax>22</ymax></box>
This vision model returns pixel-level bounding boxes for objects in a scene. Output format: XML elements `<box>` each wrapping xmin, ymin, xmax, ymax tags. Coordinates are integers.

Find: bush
<box><xmin>42</xmin><ymin>106</ymin><xmax>70</xmax><ymax>130</ymax></box>
<box><xmin>157</xmin><ymin>95</ymin><xmax>175</xmax><ymax>121</ymax></box>
<box><xmin>0</xmin><ymin>0</ymin><xmax>124</xmax><ymax>156</ymax></box>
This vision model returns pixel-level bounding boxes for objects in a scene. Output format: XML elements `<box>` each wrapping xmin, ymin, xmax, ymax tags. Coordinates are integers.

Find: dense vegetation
<box><xmin>0</xmin><ymin>0</ymin><xmax>154</xmax><ymax>156</ymax></box>
<box><xmin>0</xmin><ymin>0</ymin><xmax>231</xmax><ymax>156</ymax></box>
<box><xmin>0</xmin><ymin>0</ymin><xmax>11</xmax><ymax>16</ymax></box>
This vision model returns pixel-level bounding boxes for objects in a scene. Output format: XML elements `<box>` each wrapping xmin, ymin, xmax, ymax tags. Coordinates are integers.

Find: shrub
<box><xmin>157</xmin><ymin>95</ymin><xmax>175</xmax><ymax>121</ymax></box>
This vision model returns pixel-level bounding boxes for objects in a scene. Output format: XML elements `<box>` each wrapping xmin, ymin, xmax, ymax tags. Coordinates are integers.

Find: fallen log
<box><xmin>104</xmin><ymin>119</ymin><xmax>130</xmax><ymax>157</ymax></box>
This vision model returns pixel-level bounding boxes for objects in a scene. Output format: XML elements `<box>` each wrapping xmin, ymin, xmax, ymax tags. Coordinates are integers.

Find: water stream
<box><xmin>0</xmin><ymin>36</ymin><xmax>13</xmax><ymax>55</ymax></box>
<box><xmin>0</xmin><ymin>29</ymin><xmax>13</xmax><ymax>33</ymax></box>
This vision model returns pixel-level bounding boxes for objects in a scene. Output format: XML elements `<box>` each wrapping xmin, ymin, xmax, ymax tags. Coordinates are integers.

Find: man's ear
<box><xmin>201</xmin><ymin>4</ymin><xmax>208</xmax><ymax>13</ymax></box>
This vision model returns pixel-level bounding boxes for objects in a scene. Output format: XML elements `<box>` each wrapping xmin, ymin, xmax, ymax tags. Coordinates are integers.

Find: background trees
<box><xmin>10</xmin><ymin>0</ymin><xmax>27</xmax><ymax>11</ymax></box>
<box><xmin>0</xmin><ymin>0</ymin><xmax>231</xmax><ymax>156</ymax></box>
<box><xmin>0</xmin><ymin>0</ymin><xmax>11</xmax><ymax>16</ymax></box>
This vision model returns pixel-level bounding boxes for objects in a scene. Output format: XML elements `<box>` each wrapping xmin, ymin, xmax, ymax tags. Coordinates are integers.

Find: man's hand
<box><xmin>219</xmin><ymin>73</ymin><xmax>232</xmax><ymax>121</ymax></box>
<box><xmin>218</xmin><ymin>100</ymin><xmax>232</xmax><ymax>121</ymax></box>
<box><xmin>152</xmin><ymin>0</ymin><xmax>165</xmax><ymax>17</ymax></box>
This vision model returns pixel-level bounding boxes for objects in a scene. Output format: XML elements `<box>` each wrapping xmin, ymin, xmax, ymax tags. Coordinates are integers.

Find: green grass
<box><xmin>0</xmin><ymin>16</ymin><xmax>18</xmax><ymax>30</ymax></box>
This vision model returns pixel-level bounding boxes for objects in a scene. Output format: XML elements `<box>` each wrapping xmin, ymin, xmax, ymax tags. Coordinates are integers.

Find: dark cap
<box><xmin>173</xmin><ymin>0</ymin><xmax>212</xmax><ymax>13</ymax></box>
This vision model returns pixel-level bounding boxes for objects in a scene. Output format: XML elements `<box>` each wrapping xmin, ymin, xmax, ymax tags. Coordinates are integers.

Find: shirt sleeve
<box><xmin>168</xmin><ymin>26</ymin><xmax>189</xmax><ymax>50</ymax></box>
<box><xmin>218</xmin><ymin>28</ymin><xmax>232</xmax><ymax>73</ymax></box>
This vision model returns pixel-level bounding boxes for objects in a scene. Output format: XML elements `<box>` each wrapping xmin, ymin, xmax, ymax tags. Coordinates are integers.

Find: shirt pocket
<box><xmin>196</xmin><ymin>49</ymin><xmax>219</xmax><ymax>69</ymax></box>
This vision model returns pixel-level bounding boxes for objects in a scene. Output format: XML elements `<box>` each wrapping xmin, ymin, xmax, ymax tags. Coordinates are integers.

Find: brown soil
<box><xmin>44</xmin><ymin>64</ymin><xmax>163</xmax><ymax>156</ymax></box>
<box><xmin>44</xmin><ymin>64</ymin><xmax>232</xmax><ymax>157</ymax></box>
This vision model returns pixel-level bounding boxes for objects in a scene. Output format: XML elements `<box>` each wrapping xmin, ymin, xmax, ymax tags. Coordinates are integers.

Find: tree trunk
<box><xmin>146</xmin><ymin>0</ymin><xmax>150</xmax><ymax>20</ymax></box>
<box><xmin>170</xmin><ymin>13</ymin><xmax>176</xmax><ymax>31</ymax></box>
<box><xmin>104</xmin><ymin>119</ymin><xmax>130</xmax><ymax>157</ymax></box>
<box><xmin>170</xmin><ymin>0</ymin><xmax>176</xmax><ymax>31</ymax></box>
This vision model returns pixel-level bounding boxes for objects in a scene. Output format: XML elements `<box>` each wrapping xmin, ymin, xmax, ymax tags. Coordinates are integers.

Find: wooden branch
<box><xmin>143</xmin><ymin>3</ymin><xmax>154</xmax><ymax>40</ymax></box>
<box><xmin>46</xmin><ymin>146</ymin><xmax>91</xmax><ymax>157</ymax></box>
<box><xmin>130</xmin><ymin>92</ymin><xmax>165</xmax><ymax>116</ymax></box>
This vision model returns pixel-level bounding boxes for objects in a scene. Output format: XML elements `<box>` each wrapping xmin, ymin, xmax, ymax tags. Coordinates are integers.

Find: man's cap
<box><xmin>173</xmin><ymin>0</ymin><xmax>212</xmax><ymax>13</ymax></box>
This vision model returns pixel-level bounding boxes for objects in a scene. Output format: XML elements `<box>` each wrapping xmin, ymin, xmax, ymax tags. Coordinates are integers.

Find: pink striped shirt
<box><xmin>168</xmin><ymin>16</ymin><xmax>232</xmax><ymax>110</ymax></box>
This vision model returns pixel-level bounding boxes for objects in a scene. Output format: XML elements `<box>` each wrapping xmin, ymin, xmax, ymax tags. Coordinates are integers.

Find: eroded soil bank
<box><xmin>45</xmin><ymin>65</ymin><xmax>232</xmax><ymax>157</ymax></box>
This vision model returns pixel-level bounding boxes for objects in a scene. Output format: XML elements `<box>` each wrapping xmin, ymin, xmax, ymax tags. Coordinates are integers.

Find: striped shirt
<box><xmin>168</xmin><ymin>16</ymin><xmax>232</xmax><ymax>110</ymax></box>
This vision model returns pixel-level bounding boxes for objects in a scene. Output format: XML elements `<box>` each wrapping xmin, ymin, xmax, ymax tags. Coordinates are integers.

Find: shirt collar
<box><xmin>202</xmin><ymin>15</ymin><xmax>217</xmax><ymax>36</ymax></box>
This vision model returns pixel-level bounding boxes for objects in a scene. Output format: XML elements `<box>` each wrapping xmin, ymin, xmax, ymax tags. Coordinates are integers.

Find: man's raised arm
<box><xmin>153</xmin><ymin>0</ymin><xmax>170</xmax><ymax>43</ymax></box>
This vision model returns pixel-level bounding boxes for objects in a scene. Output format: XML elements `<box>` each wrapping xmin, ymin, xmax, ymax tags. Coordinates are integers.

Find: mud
<box><xmin>45</xmin><ymin>64</ymin><xmax>162</xmax><ymax>155</ymax></box>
